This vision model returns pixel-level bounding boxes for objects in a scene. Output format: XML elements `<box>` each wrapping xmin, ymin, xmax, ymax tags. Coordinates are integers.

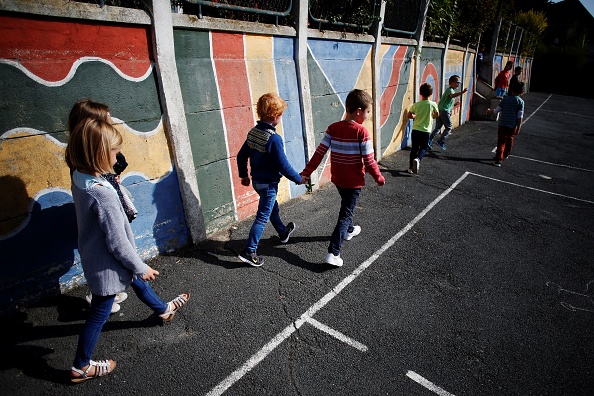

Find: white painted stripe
<box><xmin>469</xmin><ymin>172</ymin><xmax>594</xmax><ymax>204</ymax></box>
<box><xmin>406</xmin><ymin>371</ymin><xmax>457</xmax><ymax>396</ymax></box>
<box><xmin>306</xmin><ymin>317</ymin><xmax>368</xmax><ymax>352</ymax></box>
<box><xmin>523</xmin><ymin>93</ymin><xmax>552</xmax><ymax>123</ymax></box>
<box><xmin>0</xmin><ymin>57</ymin><xmax>153</xmax><ymax>87</ymax></box>
<box><xmin>508</xmin><ymin>155</ymin><xmax>594</xmax><ymax>172</ymax></box>
<box><xmin>206</xmin><ymin>172</ymin><xmax>470</xmax><ymax>396</ymax></box>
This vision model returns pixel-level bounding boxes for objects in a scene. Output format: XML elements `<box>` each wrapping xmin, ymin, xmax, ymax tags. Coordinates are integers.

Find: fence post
<box><xmin>294</xmin><ymin>0</ymin><xmax>318</xmax><ymax>190</ymax></box>
<box><xmin>371</xmin><ymin>0</ymin><xmax>387</xmax><ymax>160</ymax></box>
<box><xmin>151</xmin><ymin>0</ymin><xmax>207</xmax><ymax>243</ymax></box>
<box><xmin>413</xmin><ymin>0</ymin><xmax>431</xmax><ymax>103</ymax></box>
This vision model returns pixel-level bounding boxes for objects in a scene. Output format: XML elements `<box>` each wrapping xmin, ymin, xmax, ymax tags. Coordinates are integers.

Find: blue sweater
<box><xmin>237</xmin><ymin>121</ymin><xmax>301</xmax><ymax>184</ymax></box>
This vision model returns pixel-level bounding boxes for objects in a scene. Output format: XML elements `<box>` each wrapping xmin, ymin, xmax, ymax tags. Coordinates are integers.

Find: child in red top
<box><xmin>495</xmin><ymin>61</ymin><xmax>513</xmax><ymax>97</ymax></box>
<box><xmin>300</xmin><ymin>89</ymin><xmax>385</xmax><ymax>267</ymax></box>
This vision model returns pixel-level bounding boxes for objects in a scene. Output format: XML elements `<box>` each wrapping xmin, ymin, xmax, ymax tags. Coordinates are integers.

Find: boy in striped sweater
<box><xmin>300</xmin><ymin>89</ymin><xmax>385</xmax><ymax>267</ymax></box>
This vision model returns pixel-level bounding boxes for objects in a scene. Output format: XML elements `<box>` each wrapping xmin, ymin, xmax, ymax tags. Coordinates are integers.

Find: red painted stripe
<box><xmin>380</xmin><ymin>46</ymin><xmax>408</xmax><ymax>125</ymax></box>
<box><xmin>211</xmin><ymin>32</ymin><xmax>258</xmax><ymax>219</ymax></box>
<box><xmin>0</xmin><ymin>15</ymin><xmax>152</xmax><ymax>81</ymax></box>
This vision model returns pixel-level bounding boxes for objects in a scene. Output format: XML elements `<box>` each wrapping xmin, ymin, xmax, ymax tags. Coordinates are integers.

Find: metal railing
<box><xmin>383</xmin><ymin>0</ymin><xmax>423</xmax><ymax>37</ymax></box>
<box><xmin>184</xmin><ymin>0</ymin><xmax>292</xmax><ymax>25</ymax></box>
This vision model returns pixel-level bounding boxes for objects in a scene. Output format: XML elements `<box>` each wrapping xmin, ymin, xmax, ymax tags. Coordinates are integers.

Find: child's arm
<box><xmin>269</xmin><ymin>135</ymin><xmax>303</xmax><ymax>184</ymax></box>
<box><xmin>300</xmin><ymin>133</ymin><xmax>331</xmax><ymax>178</ymax></box>
<box><xmin>93</xmin><ymin>188</ymin><xmax>149</xmax><ymax>277</ymax></box>
<box><xmin>360</xmin><ymin>132</ymin><xmax>385</xmax><ymax>186</ymax></box>
<box><xmin>237</xmin><ymin>141</ymin><xmax>250</xmax><ymax>186</ymax></box>
<box><xmin>407</xmin><ymin>110</ymin><xmax>415</xmax><ymax>119</ymax></box>
<box><xmin>450</xmin><ymin>88</ymin><xmax>468</xmax><ymax>98</ymax></box>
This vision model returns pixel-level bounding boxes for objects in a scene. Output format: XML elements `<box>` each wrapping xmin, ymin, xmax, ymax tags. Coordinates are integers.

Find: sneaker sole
<box><xmin>238</xmin><ymin>254</ymin><xmax>264</xmax><ymax>267</ymax></box>
<box><xmin>280</xmin><ymin>224</ymin><xmax>296</xmax><ymax>243</ymax></box>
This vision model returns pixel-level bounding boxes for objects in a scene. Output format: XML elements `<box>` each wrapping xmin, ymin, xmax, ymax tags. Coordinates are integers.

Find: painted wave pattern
<box><xmin>0</xmin><ymin>51</ymin><xmax>186</xmax><ymax>294</ymax></box>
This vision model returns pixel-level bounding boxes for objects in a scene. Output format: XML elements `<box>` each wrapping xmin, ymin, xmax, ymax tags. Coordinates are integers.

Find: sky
<box><xmin>550</xmin><ymin>0</ymin><xmax>594</xmax><ymax>16</ymax></box>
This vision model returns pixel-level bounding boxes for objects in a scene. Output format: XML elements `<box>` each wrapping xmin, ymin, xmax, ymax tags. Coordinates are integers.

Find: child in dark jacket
<box><xmin>237</xmin><ymin>93</ymin><xmax>307</xmax><ymax>267</ymax></box>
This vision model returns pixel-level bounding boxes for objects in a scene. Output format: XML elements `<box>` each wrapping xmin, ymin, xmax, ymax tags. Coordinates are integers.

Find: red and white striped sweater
<box><xmin>301</xmin><ymin>120</ymin><xmax>384</xmax><ymax>188</ymax></box>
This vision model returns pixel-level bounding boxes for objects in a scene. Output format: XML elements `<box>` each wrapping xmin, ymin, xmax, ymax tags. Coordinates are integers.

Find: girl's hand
<box><xmin>241</xmin><ymin>177</ymin><xmax>250</xmax><ymax>186</ymax></box>
<box><xmin>142</xmin><ymin>267</ymin><xmax>159</xmax><ymax>281</ymax></box>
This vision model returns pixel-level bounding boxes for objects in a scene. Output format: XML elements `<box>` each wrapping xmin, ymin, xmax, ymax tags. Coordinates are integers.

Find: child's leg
<box><xmin>503</xmin><ymin>132</ymin><xmax>515</xmax><ymax>159</ymax></box>
<box><xmin>268</xmin><ymin>199</ymin><xmax>285</xmax><ymax>235</ymax></box>
<box><xmin>437</xmin><ymin>111</ymin><xmax>453</xmax><ymax>144</ymax></box>
<box><xmin>495</xmin><ymin>126</ymin><xmax>512</xmax><ymax>162</ymax></box>
<box><xmin>416</xmin><ymin>133</ymin><xmax>431</xmax><ymax>161</ymax></box>
<box><xmin>245</xmin><ymin>182</ymin><xmax>278</xmax><ymax>252</ymax></box>
<box><xmin>410</xmin><ymin>130</ymin><xmax>421</xmax><ymax>168</ymax></box>
<box><xmin>328</xmin><ymin>187</ymin><xmax>361</xmax><ymax>256</ymax></box>
<box><xmin>130</xmin><ymin>278</ymin><xmax>168</xmax><ymax>314</ymax></box>
<box><xmin>73</xmin><ymin>294</ymin><xmax>115</xmax><ymax>369</ymax></box>
<box><xmin>429</xmin><ymin>115</ymin><xmax>444</xmax><ymax>141</ymax></box>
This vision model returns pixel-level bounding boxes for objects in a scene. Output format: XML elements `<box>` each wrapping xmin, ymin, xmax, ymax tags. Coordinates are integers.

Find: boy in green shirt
<box><xmin>407</xmin><ymin>83</ymin><xmax>439</xmax><ymax>175</ymax></box>
<box><xmin>429</xmin><ymin>75</ymin><xmax>468</xmax><ymax>150</ymax></box>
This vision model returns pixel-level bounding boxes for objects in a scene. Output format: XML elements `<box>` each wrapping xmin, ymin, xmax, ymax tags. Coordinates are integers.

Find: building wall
<box><xmin>0</xmin><ymin>12</ymin><xmax>187</xmax><ymax>311</ymax></box>
<box><xmin>0</xmin><ymin>0</ymin><xmax>533</xmax><ymax>314</ymax></box>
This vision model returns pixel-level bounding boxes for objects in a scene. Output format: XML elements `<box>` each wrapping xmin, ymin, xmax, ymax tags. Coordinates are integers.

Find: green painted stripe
<box><xmin>0</xmin><ymin>62</ymin><xmax>162</xmax><ymax>139</ymax></box>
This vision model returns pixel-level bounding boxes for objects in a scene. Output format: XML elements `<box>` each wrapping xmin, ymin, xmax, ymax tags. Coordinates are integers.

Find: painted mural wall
<box><xmin>0</xmin><ymin>2</ymin><xmax>532</xmax><ymax>314</ymax></box>
<box><xmin>0</xmin><ymin>15</ymin><xmax>188</xmax><ymax>312</ymax></box>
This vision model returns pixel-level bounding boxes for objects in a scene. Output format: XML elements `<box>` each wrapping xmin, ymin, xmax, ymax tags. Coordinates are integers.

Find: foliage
<box><xmin>514</xmin><ymin>10</ymin><xmax>548</xmax><ymax>54</ymax></box>
<box><xmin>309</xmin><ymin>0</ymin><xmax>379</xmax><ymax>31</ymax></box>
<box><xmin>425</xmin><ymin>0</ymin><xmax>499</xmax><ymax>44</ymax></box>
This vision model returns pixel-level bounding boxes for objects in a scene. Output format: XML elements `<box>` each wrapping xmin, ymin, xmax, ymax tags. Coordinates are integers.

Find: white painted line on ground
<box><xmin>492</xmin><ymin>93</ymin><xmax>552</xmax><ymax>153</ymax></box>
<box><xmin>206</xmin><ymin>172</ymin><xmax>472</xmax><ymax>396</ymax></box>
<box><xmin>406</xmin><ymin>371</ymin><xmax>457</xmax><ymax>396</ymax></box>
<box><xmin>306</xmin><ymin>317</ymin><xmax>368</xmax><ymax>352</ymax></box>
<box><xmin>469</xmin><ymin>172</ymin><xmax>594</xmax><ymax>204</ymax></box>
<box><xmin>508</xmin><ymin>155</ymin><xmax>594</xmax><ymax>172</ymax></box>
<box><xmin>523</xmin><ymin>93</ymin><xmax>552</xmax><ymax>124</ymax></box>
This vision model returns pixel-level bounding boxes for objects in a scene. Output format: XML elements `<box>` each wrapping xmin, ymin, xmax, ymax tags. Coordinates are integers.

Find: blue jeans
<box><xmin>430</xmin><ymin>109</ymin><xmax>452</xmax><ymax>144</ymax></box>
<box><xmin>245</xmin><ymin>181</ymin><xmax>287</xmax><ymax>253</ymax></box>
<box><xmin>328</xmin><ymin>187</ymin><xmax>361</xmax><ymax>256</ymax></box>
<box><xmin>495</xmin><ymin>87</ymin><xmax>506</xmax><ymax>97</ymax></box>
<box><xmin>410</xmin><ymin>130</ymin><xmax>430</xmax><ymax>168</ymax></box>
<box><xmin>73</xmin><ymin>278</ymin><xmax>167</xmax><ymax>369</ymax></box>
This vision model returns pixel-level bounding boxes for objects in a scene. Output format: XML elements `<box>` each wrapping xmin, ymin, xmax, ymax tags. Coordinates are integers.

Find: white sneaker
<box><xmin>412</xmin><ymin>158</ymin><xmax>420</xmax><ymax>174</ymax></box>
<box><xmin>407</xmin><ymin>169</ymin><xmax>413</xmax><ymax>174</ymax></box>
<box><xmin>325</xmin><ymin>253</ymin><xmax>344</xmax><ymax>267</ymax></box>
<box><xmin>345</xmin><ymin>225</ymin><xmax>361</xmax><ymax>241</ymax></box>
<box><xmin>114</xmin><ymin>292</ymin><xmax>128</xmax><ymax>304</ymax></box>
<box><xmin>86</xmin><ymin>292</ymin><xmax>128</xmax><ymax>304</ymax></box>
<box><xmin>86</xmin><ymin>293</ymin><xmax>127</xmax><ymax>314</ymax></box>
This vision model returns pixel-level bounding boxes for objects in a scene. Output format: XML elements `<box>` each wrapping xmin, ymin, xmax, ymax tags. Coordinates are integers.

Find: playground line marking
<box><xmin>406</xmin><ymin>370</ymin><xmax>457</xmax><ymax>396</ymax></box>
<box><xmin>206</xmin><ymin>172</ymin><xmax>471</xmax><ymax>396</ymax></box>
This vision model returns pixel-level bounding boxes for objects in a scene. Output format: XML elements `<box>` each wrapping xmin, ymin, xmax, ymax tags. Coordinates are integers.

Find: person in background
<box><xmin>429</xmin><ymin>75</ymin><xmax>468</xmax><ymax>151</ymax></box>
<box><xmin>486</xmin><ymin>80</ymin><xmax>525</xmax><ymax>167</ymax></box>
<box><xmin>494</xmin><ymin>61</ymin><xmax>513</xmax><ymax>97</ymax></box>
<box><xmin>407</xmin><ymin>83</ymin><xmax>439</xmax><ymax>175</ymax></box>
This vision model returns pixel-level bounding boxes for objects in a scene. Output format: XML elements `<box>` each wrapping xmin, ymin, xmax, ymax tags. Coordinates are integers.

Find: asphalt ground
<box><xmin>1</xmin><ymin>92</ymin><xmax>594</xmax><ymax>396</ymax></box>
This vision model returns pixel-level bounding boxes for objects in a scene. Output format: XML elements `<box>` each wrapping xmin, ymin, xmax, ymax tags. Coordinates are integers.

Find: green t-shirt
<box><xmin>438</xmin><ymin>87</ymin><xmax>455</xmax><ymax>113</ymax></box>
<box><xmin>409</xmin><ymin>99</ymin><xmax>438</xmax><ymax>133</ymax></box>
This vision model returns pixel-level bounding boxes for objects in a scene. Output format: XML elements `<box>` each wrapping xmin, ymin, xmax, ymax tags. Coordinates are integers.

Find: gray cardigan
<box><xmin>72</xmin><ymin>182</ymin><xmax>149</xmax><ymax>296</ymax></box>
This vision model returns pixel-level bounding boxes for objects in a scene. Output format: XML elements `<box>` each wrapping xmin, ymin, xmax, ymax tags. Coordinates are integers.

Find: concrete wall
<box><xmin>0</xmin><ymin>0</ymin><xmax>533</xmax><ymax>314</ymax></box>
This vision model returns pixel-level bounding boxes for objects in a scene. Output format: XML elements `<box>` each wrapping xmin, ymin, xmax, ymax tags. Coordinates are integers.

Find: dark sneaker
<box><xmin>238</xmin><ymin>250</ymin><xmax>264</xmax><ymax>267</ymax></box>
<box><xmin>428</xmin><ymin>140</ymin><xmax>433</xmax><ymax>149</ymax></box>
<box><xmin>279</xmin><ymin>222</ymin><xmax>296</xmax><ymax>243</ymax></box>
<box><xmin>437</xmin><ymin>141</ymin><xmax>446</xmax><ymax>150</ymax></box>
<box><xmin>493</xmin><ymin>161</ymin><xmax>502</xmax><ymax>167</ymax></box>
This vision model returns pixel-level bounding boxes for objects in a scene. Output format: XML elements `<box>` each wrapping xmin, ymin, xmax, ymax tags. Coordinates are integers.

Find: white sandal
<box><xmin>159</xmin><ymin>293</ymin><xmax>190</xmax><ymax>323</ymax></box>
<box><xmin>71</xmin><ymin>359</ymin><xmax>116</xmax><ymax>383</ymax></box>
